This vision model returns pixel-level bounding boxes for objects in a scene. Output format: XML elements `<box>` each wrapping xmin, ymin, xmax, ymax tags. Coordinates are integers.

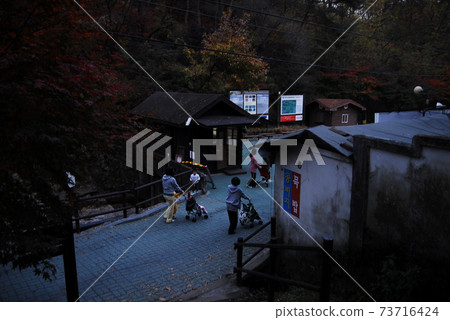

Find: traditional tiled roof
<box><xmin>131</xmin><ymin>91</ymin><xmax>257</xmax><ymax>127</ymax></box>
<box><xmin>308</xmin><ymin>98</ymin><xmax>366</xmax><ymax>111</ymax></box>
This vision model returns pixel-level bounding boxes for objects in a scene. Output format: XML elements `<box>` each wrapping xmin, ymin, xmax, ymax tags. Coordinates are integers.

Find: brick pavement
<box><xmin>0</xmin><ymin>169</ymin><xmax>274</xmax><ymax>302</ymax></box>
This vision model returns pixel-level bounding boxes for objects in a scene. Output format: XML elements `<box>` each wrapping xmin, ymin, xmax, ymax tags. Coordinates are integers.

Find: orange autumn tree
<box><xmin>184</xmin><ymin>9</ymin><xmax>269</xmax><ymax>92</ymax></box>
<box><xmin>319</xmin><ymin>66</ymin><xmax>380</xmax><ymax>99</ymax></box>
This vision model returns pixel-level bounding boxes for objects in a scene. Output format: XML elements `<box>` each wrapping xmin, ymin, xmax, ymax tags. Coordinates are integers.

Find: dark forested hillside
<box><xmin>96</xmin><ymin>0</ymin><xmax>449</xmax><ymax>110</ymax></box>
<box><xmin>1</xmin><ymin>0</ymin><xmax>449</xmax><ymax>277</ymax></box>
<box><xmin>59</xmin><ymin>0</ymin><xmax>448</xmax><ymax>111</ymax></box>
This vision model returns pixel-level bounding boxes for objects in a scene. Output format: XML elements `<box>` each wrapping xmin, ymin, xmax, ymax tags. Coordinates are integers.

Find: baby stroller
<box><xmin>239</xmin><ymin>200</ymin><xmax>263</xmax><ymax>227</ymax></box>
<box><xmin>185</xmin><ymin>192</ymin><xmax>208</xmax><ymax>222</ymax></box>
<box><xmin>257</xmin><ymin>165</ymin><xmax>271</xmax><ymax>187</ymax></box>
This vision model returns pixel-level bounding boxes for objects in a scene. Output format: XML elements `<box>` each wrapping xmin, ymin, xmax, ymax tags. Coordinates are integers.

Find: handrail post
<box><xmin>236</xmin><ymin>237</ymin><xmax>244</xmax><ymax>284</ymax></box>
<box><xmin>134</xmin><ymin>187</ymin><xmax>138</xmax><ymax>215</ymax></box>
<box><xmin>320</xmin><ymin>236</ymin><xmax>333</xmax><ymax>302</ymax></box>
<box><xmin>73</xmin><ymin>204</ymin><xmax>80</xmax><ymax>234</ymax></box>
<box><xmin>122</xmin><ymin>191</ymin><xmax>128</xmax><ymax>218</ymax></box>
<box><xmin>270</xmin><ymin>216</ymin><xmax>276</xmax><ymax>238</ymax></box>
<box><xmin>150</xmin><ymin>184</ymin><xmax>155</xmax><ymax>207</ymax></box>
<box><xmin>268</xmin><ymin>236</ymin><xmax>278</xmax><ymax>301</ymax></box>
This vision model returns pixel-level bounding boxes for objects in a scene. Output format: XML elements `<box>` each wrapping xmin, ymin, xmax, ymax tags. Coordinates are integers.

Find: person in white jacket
<box><xmin>190</xmin><ymin>170</ymin><xmax>200</xmax><ymax>192</ymax></box>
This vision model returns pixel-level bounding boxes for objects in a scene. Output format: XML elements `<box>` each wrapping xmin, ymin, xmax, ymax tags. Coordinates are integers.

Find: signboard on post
<box><xmin>256</xmin><ymin>91</ymin><xmax>269</xmax><ymax>115</ymax></box>
<box><xmin>229</xmin><ymin>90</ymin><xmax>269</xmax><ymax>118</ymax></box>
<box><xmin>280</xmin><ymin>95</ymin><xmax>303</xmax><ymax>122</ymax></box>
<box><xmin>283</xmin><ymin>168</ymin><xmax>301</xmax><ymax>218</ymax></box>
<box><xmin>230</xmin><ymin>91</ymin><xmax>244</xmax><ymax>108</ymax></box>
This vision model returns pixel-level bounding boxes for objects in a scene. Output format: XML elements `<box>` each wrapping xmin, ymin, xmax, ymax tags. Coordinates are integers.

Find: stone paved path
<box><xmin>0</xmin><ymin>170</ymin><xmax>274</xmax><ymax>302</ymax></box>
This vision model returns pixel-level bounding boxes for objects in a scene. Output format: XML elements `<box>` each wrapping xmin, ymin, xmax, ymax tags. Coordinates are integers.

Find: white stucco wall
<box><xmin>273</xmin><ymin>147</ymin><xmax>353</xmax><ymax>251</ymax></box>
<box><xmin>414</xmin><ymin>146</ymin><xmax>450</xmax><ymax>170</ymax></box>
<box><xmin>368</xmin><ymin>144</ymin><xmax>450</xmax><ymax>182</ymax></box>
<box><xmin>271</xmin><ymin>134</ymin><xmax>450</xmax><ymax>258</ymax></box>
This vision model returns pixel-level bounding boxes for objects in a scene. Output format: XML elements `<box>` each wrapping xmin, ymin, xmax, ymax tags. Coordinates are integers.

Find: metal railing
<box><xmin>72</xmin><ymin>169</ymin><xmax>192</xmax><ymax>233</ymax></box>
<box><xmin>234</xmin><ymin>217</ymin><xmax>334</xmax><ymax>301</ymax></box>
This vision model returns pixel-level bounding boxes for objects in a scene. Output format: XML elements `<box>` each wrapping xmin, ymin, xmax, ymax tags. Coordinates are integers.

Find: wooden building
<box><xmin>305</xmin><ymin>98</ymin><xmax>366</xmax><ymax>127</ymax></box>
<box><xmin>131</xmin><ymin>91</ymin><xmax>259</xmax><ymax>173</ymax></box>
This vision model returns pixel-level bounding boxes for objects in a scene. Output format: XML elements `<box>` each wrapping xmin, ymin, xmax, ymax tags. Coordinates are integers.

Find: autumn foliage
<box><xmin>0</xmin><ymin>0</ymin><xmax>449</xmax><ymax>279</ymax></box>
<box><xmin>0</xmin><ymin>0</ymin><xmax>139</xmax><ymax>277</ymax></box>
<box><xmin>184</xmin><ymin>9</ymin><xmax>269</xmax><ymax>92</ymax></box>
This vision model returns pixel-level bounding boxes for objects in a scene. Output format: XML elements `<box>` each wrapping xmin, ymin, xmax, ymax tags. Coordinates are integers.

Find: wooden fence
<box><xmin>234</xmin><ymin>217</ymin><xmax>334</xmax><ymax>301</ymax></box>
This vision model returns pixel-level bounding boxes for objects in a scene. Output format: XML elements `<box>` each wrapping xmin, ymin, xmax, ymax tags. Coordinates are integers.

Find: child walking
<box><xmin>247</xmin><ymin>153</ymin><xmax>261</xmax><ymax>188</ymax></box>
<box><xmin>225</xmin><ymin>177</ymin><xmax>250</xmax><ymax>234</ymax></box>
<box><xmin>190</xmin><ymin>169</ymin><xmax>200</xmax><ymax>193</ymax></box>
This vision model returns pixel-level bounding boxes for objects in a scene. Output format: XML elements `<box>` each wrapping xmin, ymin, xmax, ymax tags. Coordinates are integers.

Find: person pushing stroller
<box><xmin>225</xmin><ymin>177</ymin><xmax>250</xmax><ymax>235</ymax></box>
<box><xmin>162</xmin><ymin>167</ymin><xmax>183</xmax><ymax>224</ymax></box>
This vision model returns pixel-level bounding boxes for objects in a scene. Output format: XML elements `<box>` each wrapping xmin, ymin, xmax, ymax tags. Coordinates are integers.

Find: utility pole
<box><xmin>62</xmin><ymin>216</ymin><xmax>79</xmax><ymax>302</ymax></box>
<box><xmin>277</xmin><ymin>91</ymin><xmax>281</xmax><ymax>129</ymax></box>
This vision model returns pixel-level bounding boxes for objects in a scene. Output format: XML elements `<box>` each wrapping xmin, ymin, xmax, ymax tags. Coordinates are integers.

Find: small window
<box><xmin>342</xmin><ymin>114</ymin><xmax>349</xmax><ymax>124</ymax></box>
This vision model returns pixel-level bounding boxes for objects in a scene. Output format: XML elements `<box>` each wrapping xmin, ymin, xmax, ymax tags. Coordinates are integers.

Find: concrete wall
<box><xmin>272</xmin><ymin>135</ymin><xmax>450</xmax><ymax>263</ymax></box>
<box><xmin>365</xmin><ymin>145</ymin><xmax>450</xmax><ymax>262</ymax></box>
<box><xmin>273</xmin><ymin>147</ymin><xmax>353</xmax><ymax>251</ymax></box>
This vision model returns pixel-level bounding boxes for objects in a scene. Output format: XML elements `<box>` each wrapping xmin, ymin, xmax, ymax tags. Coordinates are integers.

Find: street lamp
<box><xmin>413</xmin><ymin>86</ymin><xmax>430</xmax><ymax>116</ymax></box>
<box><xmin>413</xmin><ymin>86</ymin><xmax>424</xmax><ymax>94</ymax></box>
<box><xmin>414</xmin><ymin>86</ymin><xmax>448</xmax><ymax>116</ymax></box>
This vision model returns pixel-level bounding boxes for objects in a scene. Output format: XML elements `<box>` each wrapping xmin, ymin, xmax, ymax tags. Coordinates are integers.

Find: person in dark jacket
<box><xmin>162</xmin><ymin>167</ymin><xmax>183</xmax><ymax>223</ymax></box>
<box><xmin>225</xmin><ymin>177</ymin><xmax>250</xmax><ymax>234</ymax></box>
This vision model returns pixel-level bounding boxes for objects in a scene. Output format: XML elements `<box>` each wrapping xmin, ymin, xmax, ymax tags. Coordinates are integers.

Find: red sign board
<box><xmin>280</xmin><ymin>115</ymin><xmax>303</xmax><ymax>122</ymax></box>
<box><xmin>281</xmin><ymin>116</ymin><xmax>295</xmax><ymax>122</ymax></box>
